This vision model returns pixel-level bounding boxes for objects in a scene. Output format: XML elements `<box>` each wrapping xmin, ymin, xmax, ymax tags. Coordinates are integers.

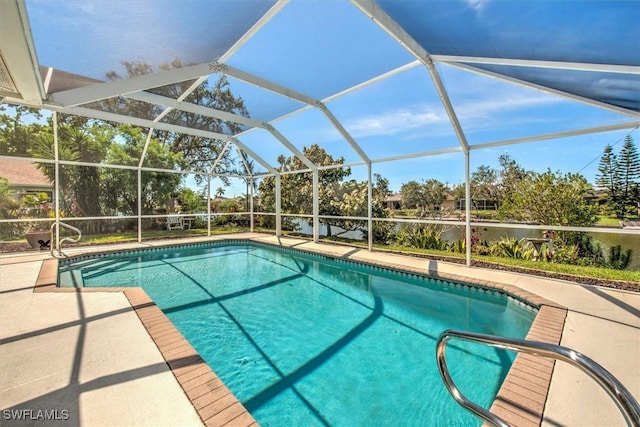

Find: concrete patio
<box><xmin>1</xmin><ymin>233</ymin><xmax>638</xmax><ymax>426</ymax></box>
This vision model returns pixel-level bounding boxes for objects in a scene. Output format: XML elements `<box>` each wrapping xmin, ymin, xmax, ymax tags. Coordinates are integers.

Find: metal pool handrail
<box><xmin>436</xmin><ymin>329</ymin><xmax>640</xmax><ymax>427</ymax></box>
<box><xmin>50</xmin><ymin>222</ymin><xmax>82</xmax><ymax>257</ymax></box>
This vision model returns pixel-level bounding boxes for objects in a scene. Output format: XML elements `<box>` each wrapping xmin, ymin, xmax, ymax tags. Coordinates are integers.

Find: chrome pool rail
<box><xmin>436</xmin><ymin>329</ymin><xmax>640</xmax><ymax>427</ymax></box>
<box><xmin>50</xmin><ymin>222</ymin><xmax>82</xmax><ymax>257</ymax></box>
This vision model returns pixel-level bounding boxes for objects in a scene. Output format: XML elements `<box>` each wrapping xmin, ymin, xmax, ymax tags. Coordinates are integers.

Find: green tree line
<box><xmin>399</xmin><ymin>153</ymin><xmax>604</xmax><ymax>227</ymax></box>
<box><xmin>257</xmin><ymin>144</ymin><xmax>395</xmax><ymax>243</ymax></box>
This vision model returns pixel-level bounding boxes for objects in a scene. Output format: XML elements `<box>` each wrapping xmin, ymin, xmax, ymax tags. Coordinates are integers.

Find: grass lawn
<box><xmin>79</xmin><ymin>226</ymin><xmax>254</xmax><ymax>245</ymax></box>
<box><xmin>596</xmin><ymin>215</ymin><xmax>638</xmax><ymax>227</ymax></box>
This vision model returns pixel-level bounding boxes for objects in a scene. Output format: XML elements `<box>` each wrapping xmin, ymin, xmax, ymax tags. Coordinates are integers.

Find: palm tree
<box><xmin>237</xmin><ymin>150</ymin><xmax>258</xmax><ymax>212</ymax></box>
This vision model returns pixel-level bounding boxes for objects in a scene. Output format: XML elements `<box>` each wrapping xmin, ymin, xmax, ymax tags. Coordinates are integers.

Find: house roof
<box><xmin>0</xmin><ymin>158</ymin><xmax>52</xmax><ymax>188</ymax></box>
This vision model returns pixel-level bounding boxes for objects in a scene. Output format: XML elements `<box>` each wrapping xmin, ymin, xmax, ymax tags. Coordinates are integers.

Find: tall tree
<box><xmin>236</xmin><ymin>149</ymin><xmax>259</xmax><ymax>212</ymax></box>
<box><xmin>399</xmin><ymin>179</ymin><xmax>447</xmax><ymax>216</ymax></box>
<box><xmin>258</xmin><ymin>145</ymin><xmax>348</xmax><ymax>231</ymax></box>
<box><xmin>372</xmin><ymin>173</ymin><xmax>391</xmax><ymax>201</ymax></box>
<box><xmin>498</xmin><ymin>154</ymin><xmax>529</xmax><ymax>202</ymax></box>
<box><xmin>101</xmin><ymin>125</ymin><xmax>183</xmax><ymax>215</ymax></box>
<box><xmin>616</xmin><ymin>135</ymin><xmax>640</xmax><ymax>217</ymax></box>
<box><xmin>257</xmin><ymin>145</ymin><xmax>393</xmax><ymax>241</ymax></box>
<box><xmin>334</xmin><ymin>174</ymin><xmax>395</xmax><ymax>243</ymax></box>
<box><xmin>596</xmin><ymin>144</ymin><xmax>620</xmax><ymax>216</ymax></box>
<box><xmin>31</xmin><ymin>122</ymin><xmax>111</xmax><ymax>217</ymax></box>
<box><xmin>499</xmin><ymin>169</ymin><xmax>598</xmax><ymax>226</ymax></box>
<box><xmin>400</xmin><ymin>180</ymin><xmax>422</xmax><ymax>210</ymax></box>
<box><xmin>177</xmin><ymin>187</ymin><xmax>207</xmax><ymax>213</ymax></box>
<box><xmin>596</xmin><ymin>144</ymin><xmax>618</xmax><ymax>191</ymax></box>
<box><xmin>103</xmin><ymin>59</ymin><xmax>249</xmax><ymax>178</ymax></box>
<box><xmin>0</xmin><ymin>106</ymin><xmax>46</xmax><ymax>157</ymax></box>
<box><xmin>463</xmin><ymin>155</ymin><xmax>527</xmax><ymax>211</ymax></box>
<box><xmin>451</xmin><ymin>183</ymin><xmax>466</xmax><ymax>208</ymax></box>
<box><xmin>422</xmin><ymin>179</ymin><xmax>447</xmax><ymax>212</ymax></box>
<box><xmin>470</xmin><ymin>165</ymin><xmax>500</xmax><ymax>208</ymax></box>
<box><xmin>277</xmin><ymin>144</ymin><xmax>350</xmax><ymax>221</ymax></box>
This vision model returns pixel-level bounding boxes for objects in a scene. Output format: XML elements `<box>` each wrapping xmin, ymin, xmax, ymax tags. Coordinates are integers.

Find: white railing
<box><xmin>50</xmin><ymin>222</ymin><xmax>82</xmax><ymax>257</ymax></box>
<box><xmin>436</xmin><ymin>329</ymin><xmax>640</xmax><ymax>427</ymax></box>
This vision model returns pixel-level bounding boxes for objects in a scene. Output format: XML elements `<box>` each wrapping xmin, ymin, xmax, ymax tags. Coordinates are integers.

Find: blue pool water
<box><xmin>59</xmin><ymin>241</ymin><xmax>536</xmax><ymax>426</ymax></box>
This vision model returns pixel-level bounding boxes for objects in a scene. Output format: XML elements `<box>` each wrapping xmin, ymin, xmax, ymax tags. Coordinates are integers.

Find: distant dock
<box><xmin>620</xmin><ymin>221</ymin><xmax>640</xmax><ymax>229</ymax></box>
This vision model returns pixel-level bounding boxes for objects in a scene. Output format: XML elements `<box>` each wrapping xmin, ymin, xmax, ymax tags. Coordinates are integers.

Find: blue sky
<box><xmin>23</xmin><ymin>0</ymin><xmax>640</xmax><ymax>195</ymax></box>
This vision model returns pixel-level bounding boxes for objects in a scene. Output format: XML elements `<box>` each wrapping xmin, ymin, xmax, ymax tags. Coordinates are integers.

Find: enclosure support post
<box><xmin>465</xmin><ymin>150</ymin><xmax>472</xmax><ymax>267</ymax></box>
<box><xmin>276</xmin><ymin>175</ymin><xmax>282</xmax><ymax>237</ymax></box>
<box><xmin>367</xmin><ymin>163</ymin><xmax>373</xmax><ymax>251</ymax></box>
<box><xmin>52</xmin><ymin>112</ymin><xmax>60</xmax><ymax>251</ymax></box>
<box><xmin>137</xmin><ymin>130</ymin><xmax>153</xmax><ymax>243</ymax></box>
<box><xmin>137</xmin><ymin>169</ymin><xmax>142</xmax><ymax>243</ymax></box>
<box><xmin>313</xmin><ymin>171</ymin><xmax>319</xmax><ymax>243</ymax></box>
<box><xmin>250</xmin><ymin>177</ymin><xmax>254</xmax><ymax>232</ymax></box>
<box><xmin>207</xmin><ymin>174</ymin><xmax>212</xmax><ymax>237</ymax></box>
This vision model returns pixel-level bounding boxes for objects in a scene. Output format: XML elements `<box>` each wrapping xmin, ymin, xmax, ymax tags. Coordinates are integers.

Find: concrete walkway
<box><xmin>1</xmin><ymin>233</ymin><xmax>638</xmax><ymax>426</ymax></box>
<box><xmin>0</xmin><ymin>257</ymin><xmax>203</xmax><ymax>426</ymax></box>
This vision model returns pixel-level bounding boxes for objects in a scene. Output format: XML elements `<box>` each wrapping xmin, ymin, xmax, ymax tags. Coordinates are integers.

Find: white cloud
<box><xmin>342</xmin><ymin>90</ymin><xmax>561</xmax><ymax>140</ymax></box>
<box><xmin>66</xmin><ymin>1</ymin><xmax>97</xmax><ymax>15</ymax></box>
<box><xmin>464</xmin><ymin>0</ymin><xmax>491</xmax><ymax>13</ymax></box>
<box><xmin>345</xmin><ymin>106</ymin><xmax>449</xmax><ymax>138</ymax></box>
<box><xmin>456</xmin><ymin>93</ymin><xmax>560</xmax><ymax>120</ymax></box>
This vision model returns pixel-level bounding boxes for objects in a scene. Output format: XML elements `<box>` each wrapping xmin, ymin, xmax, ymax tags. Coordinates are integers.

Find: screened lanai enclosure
<box><xmin>1</xmin><ymin>0</ymin><xmax>639</xmax><ymax>269</ymax></box>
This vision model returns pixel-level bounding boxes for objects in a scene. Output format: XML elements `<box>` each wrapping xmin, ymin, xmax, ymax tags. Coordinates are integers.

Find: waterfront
<box><xmin>295</xmin><ymin>220</ymin><xmax>640</xmax><ymax>270</ymax></box>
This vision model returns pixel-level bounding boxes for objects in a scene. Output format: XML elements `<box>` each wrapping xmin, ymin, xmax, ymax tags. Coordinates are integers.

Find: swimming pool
<box><xmin>59</xmin><ymin>241</ymin><xmax>536</xmax><ymax>426</ymax></box>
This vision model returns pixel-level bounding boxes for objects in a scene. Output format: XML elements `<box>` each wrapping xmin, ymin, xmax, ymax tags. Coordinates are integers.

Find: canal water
<box><xmin>449</xmin><ymin>226</ymin><xmax>640</xmax><ymax>271</ymax></box>
<box><xmin>294</xmin><ymin>220</ymin><xmax>640</xmax><ymax>271</ymax></box>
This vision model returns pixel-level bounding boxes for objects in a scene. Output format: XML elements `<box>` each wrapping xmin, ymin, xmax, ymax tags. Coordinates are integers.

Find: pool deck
<box><xmin>1</xmin><ymin>232</ymin><xmax>638</xmax><ymax>426</ymax></box>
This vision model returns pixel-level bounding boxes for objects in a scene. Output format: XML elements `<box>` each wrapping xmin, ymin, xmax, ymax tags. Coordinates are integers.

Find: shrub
<box><xmin>609</xmin><ymin>245</ymin><xmax>632</xmax><ymax>270</ymax></box>
<box><xmin>554</xmin><ymin>232</ymin><xmax>606</xmax><ymax>267</ymax></box>
<box><xmin>363</xmin><ymin>222</ymin><xmax>396</xmax><ymax>245</ymax></box>
<box><xmin>397</xmin><ymin>225</ymin><xmax>448</xmax><ymax>250</ymax></box>
<box><xmin>449</xmin><ymin>238</ymin><xmax>465</xmax><ymax>254</ymax></box>
<box><xmin>551</xmin><ymin>243</ymin><xmax>580</xmax><ymax>265</ymax></box>
<box><xmin>489</xmin><ymin>237</ymin><xmax>535</xmax><ymax>260</ymax></box>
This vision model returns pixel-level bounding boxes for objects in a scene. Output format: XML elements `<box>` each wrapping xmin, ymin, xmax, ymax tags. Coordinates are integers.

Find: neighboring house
<box><xmin>384</xmin><ymin>192</ymin><xmax>456</xmax><ymax>211</ymax></box>
<box><xmin>0</xmin><ymin>158</ymin><xmax>53</xmax><ymax>201</ymax></box>
<box><xmin>455</xmin><ymin>198</ymin><xmax>499</xmax><ymax>211</ymax></box>
<box><xmin>384</xmin><ymin>194</ymin><xmax>402</xmax><ymax>210</ymax></box>
<box><xmin>441</xmin><ymin>192</ymin><xmax>456</xmax><ymax>211</ymax></box>
<box><xmin>585</xmin><ymin>189</ymin><xmax>608</xmax><ymax>207</ymax></box>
